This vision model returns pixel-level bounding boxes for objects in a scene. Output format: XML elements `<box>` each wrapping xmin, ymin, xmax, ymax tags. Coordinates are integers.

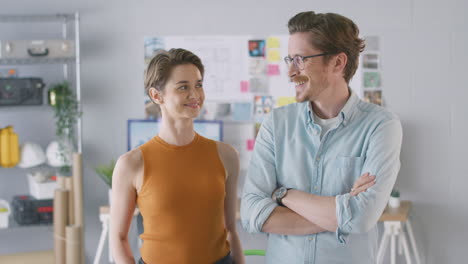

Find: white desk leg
<box><xmin>399</xmin><ymin>231</ymin><xmax>412</xmax><ymax>264</ymax></box>
<box><xmin>390</xmin><ymin>229</ymin><xmax>396</xmax><ymax>264</ymax></box>
<box><xmin>406</xmin><ymin>219</ymin><xmax>421</xmax><ymax>264</ymax></box>
<box><xmin>399</xmin><ymin>232</ymin><xmax>403</xmax><ymax>255</ymax></box>
<box><xmin>108</xmin><ymin>215</ymin><xmax>114</xmax><ymax>263</ymax></box>
<box><xmin>377</xmin><ymin>227</ymin><xmax>390</xmax><ymax>264</ymax></box>
<box><xmin>93</xmin><ymin>214</ymin><xmax>108</xmax><ymax>264</ymax></box>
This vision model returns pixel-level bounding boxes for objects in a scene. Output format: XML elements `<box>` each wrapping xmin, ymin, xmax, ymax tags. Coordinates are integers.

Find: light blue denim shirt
<box><xmin>241</xmin><ymin>90</ymin><xmax>402</xmax><ymax>264</ymax></box>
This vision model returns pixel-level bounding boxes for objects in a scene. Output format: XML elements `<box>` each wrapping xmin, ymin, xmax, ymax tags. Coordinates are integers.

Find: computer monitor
<box><xmin>127</xmin><ymin>119</ymin><xmax>223</xmax><ymax>151</ymax></box>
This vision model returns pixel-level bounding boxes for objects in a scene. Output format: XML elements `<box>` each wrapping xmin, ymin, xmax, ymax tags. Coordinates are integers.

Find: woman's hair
<box><xmin>144</xmin><ymin>48</ymin><xmax>205</xmax><ymax>95</ymax></box>
<box><xmin>288</xmin><ymin>11</ymin><xmax>365</xmax><ymax>83</ymax></box>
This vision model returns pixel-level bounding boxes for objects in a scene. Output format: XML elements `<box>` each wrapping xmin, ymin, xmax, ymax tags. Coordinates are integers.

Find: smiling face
<box><xmin>152</xmin><ymin>64</ymin><xmax>204</xmax><ymax>120</ymax></box>
<box><xmin>288</xmin><ymin>32</ymin><xmax>334</xmax><ymax>103</ymax></box>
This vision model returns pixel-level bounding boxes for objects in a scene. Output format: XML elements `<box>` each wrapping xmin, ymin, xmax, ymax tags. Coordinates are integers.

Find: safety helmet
<box><xmin>17</xmin><ymin>142</ymin><xmax>47</xmax><ymax>168</ymax></box>
<box><xmin>46</xmin><ymin>140</ymin><xmax>72</xmax><ymax>167</ymax></box>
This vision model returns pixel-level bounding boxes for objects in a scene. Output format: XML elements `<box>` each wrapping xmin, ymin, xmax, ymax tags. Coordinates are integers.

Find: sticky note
<box><xmin>277</xmin><ymin>96</ymin><xmax>296</xmax><ymax>107</ymax></box>
<box><xmin>267</xmin><ymin>64</ymin><xmax>280</xmax><ymax>76</ymax></box>
<box><xmin>247</xmin><ymin>139</ymin><xmax>255</xmax><ymax>151</ymax></box>
<box><xmin>240</xmin><ymin>81</ymin><xmax>250</xmax><ymax>93</ymax></box>
<box><xmin>267</xmin><ymin>49</ymin><xmax>281</xmax><ymax>63</ymax></box>
<box><xmin>266</xmin><ymin>37</ymin><xmax>280</xmax><ymax>49</ymax></box>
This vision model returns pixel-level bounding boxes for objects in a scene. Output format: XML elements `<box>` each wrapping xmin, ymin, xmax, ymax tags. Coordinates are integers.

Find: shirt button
<box><xmin>314</xmin><ymin>186</ymin><xmax>318</xmax><ymax>190</ymax></box>
<box><xmin>309</xmin><ymin>237</ymin><xmax>314</xmax><ymax>241</ymax></box>
<box><xmin>316</xmin><ymin>156</ymin><xmax>321</xmax><ymax>161</ymax></box>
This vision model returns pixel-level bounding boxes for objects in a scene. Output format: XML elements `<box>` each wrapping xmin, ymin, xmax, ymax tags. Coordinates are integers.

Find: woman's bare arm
<box><xmin>217</xmin><ymin>142</ymin><xmax>245</xmax><ymax>264</ymax></box>
<box><xmin>110</xmin><ymin>149</ymin><xmax>143</xmax><ymax>264</ymax></box>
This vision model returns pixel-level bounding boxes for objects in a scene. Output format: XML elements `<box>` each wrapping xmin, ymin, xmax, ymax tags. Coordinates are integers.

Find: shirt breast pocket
<box><xmin>332</xmin><ymin>155</ymin><xmax>365</xmax><ymax>195</ymax></box>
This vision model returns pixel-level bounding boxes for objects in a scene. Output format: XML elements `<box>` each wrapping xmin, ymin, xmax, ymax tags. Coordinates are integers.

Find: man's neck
<box><xmin>311</xmin><ymin>83</ymin><xmax>350</xmax><ymax>119</ymax></box>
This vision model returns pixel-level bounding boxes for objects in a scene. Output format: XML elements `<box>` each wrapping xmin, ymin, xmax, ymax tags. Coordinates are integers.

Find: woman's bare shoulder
<box><xmin>215</xmin><ymin>141</ymin><xmax>239</xmax><ymax>162</ymax></box>
<box><xmin>215</xmin><ymin>141</ymin><xmax>239</xmax><ymax>180</ymax></box>
<box><xmin>114</xmin><ymin>148</ymin><xmax>144</xmax><ymax>182</ymax></box>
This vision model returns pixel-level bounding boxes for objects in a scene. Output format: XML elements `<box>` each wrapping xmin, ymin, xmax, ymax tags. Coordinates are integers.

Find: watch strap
<box><xmin>277</xmin><ymin>188</ymin><xmax>292</xmax><ymax>206</ymax></box>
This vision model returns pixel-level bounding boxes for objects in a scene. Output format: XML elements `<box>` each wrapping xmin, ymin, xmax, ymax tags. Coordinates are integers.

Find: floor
<box><xmin>0</xmin><ymin>250</ymin><xmax>54</xmax><ymax>264</ymax></box>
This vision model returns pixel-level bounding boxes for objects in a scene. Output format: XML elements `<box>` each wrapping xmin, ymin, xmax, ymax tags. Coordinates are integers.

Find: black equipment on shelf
<box><xmin>0</xmin><ymin>77</ymin><xmax>45</xmax><ymax>106</ymax></box>
<box><xmin>11</xmin><ymin>195</ymin><xmax>53</xmax><ymax>225</ymax></box>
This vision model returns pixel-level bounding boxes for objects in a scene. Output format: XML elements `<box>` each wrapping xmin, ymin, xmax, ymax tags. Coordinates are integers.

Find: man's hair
<box><xmin>288</xmin><ymin>11</ymin><xmax>365</xmax><ymax>83</ymax></box>
<box><xmin>144</xmin><ymin>48</ymin><xmax>204</xmax><ymax>94</ymax></box>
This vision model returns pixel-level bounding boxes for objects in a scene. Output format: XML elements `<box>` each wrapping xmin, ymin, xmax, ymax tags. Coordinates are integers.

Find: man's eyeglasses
<box><xmin>284</xmin><ymin>53</ymin><xmax>330</xmax><ymax>70</ymax></box>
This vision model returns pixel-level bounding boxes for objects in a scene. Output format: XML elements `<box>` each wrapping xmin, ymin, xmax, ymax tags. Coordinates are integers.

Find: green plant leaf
<box><xmin>95</xmin><ymin>160</ymin><xmax>115</xmax><ymax>188</ymax></box>
<box><xmin>49</xmin><ymin>81</ymin><xmax>82</xmax><ymax>161</ymax></box>
<box><xmin>391</xmin><ymin>189</ymin><xmax>400</xmax><ymax>198</ymax></box>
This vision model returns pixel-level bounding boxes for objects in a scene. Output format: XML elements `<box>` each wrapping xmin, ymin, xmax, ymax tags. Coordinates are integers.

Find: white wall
<box><xmin>2</xmin><ymin>0</ymin><xmax>467</xmax><ymax>263</ymax></box>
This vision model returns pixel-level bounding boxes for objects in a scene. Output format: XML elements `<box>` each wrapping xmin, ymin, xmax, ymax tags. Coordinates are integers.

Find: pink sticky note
<box><xmin>247</xmin><ymin>139</ymin><xmax>255</xmax><ymax>151</ymax></box>
<box><xmin>240</xmin><ymin>81</ymin><xmax>250</xmax><ymax>93</ymax></box>
<box><xmin>267</xmin><ymin>64</ymin><xmax>280</xmax><ymax>76</ymax></box>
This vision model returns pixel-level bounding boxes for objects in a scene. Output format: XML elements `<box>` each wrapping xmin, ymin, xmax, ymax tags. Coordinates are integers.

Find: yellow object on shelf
<box><xmin>0</xmin><ymin>126</ymin><xmax>20</xmax><ymax>168</ymax></box>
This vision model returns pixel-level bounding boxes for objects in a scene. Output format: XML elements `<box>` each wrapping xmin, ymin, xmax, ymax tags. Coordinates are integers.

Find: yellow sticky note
<box><xmin>267</xmin><ymin>49</ymin><xmax>281</xmax><ymax>63</ymax></box>
<box><xmin>266</xmin><ymin>37</ymin><xmax>280</xmax><ymax>49</ymax></box>
<box><xmin>277</xmin><ymin>97</ymin><xmax>296</xmax><ymax>107</ymax></box>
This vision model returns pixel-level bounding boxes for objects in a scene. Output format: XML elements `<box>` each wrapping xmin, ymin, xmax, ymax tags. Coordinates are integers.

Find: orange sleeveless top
<box><xmin>137</xmin><ymin>133</ymin><xmax>230</xmax><ymax>263</ymax></box>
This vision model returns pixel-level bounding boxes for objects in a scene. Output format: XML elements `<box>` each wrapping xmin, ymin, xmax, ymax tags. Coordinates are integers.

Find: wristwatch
<box><xmin>274</xmin><ymin>187</ymin><xmax>291</xmax><ymax>206</ymax></box>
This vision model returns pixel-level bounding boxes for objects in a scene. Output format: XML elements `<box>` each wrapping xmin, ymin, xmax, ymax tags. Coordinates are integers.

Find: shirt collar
<box><xmin>305</xmin><ymin>88</ymin><xmax>359</xmax><ymax>127</ymax></box>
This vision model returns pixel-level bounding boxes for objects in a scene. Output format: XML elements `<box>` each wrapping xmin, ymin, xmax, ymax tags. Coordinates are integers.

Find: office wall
<box><xmin>2</xmin><ymin>0</ymin><xmax>467</xmax><ymax>263</ymax></box>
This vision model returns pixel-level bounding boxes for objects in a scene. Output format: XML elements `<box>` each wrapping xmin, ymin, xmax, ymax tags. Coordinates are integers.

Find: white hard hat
<box><xmin>46</xmin><ymin>140</ymin><xmax>72</xmax><ymax>167</ymax></box>
<box><xmin>17</xmin><ymin>142</ymin><xmax>47</xmax><ymax>168</ymax></box>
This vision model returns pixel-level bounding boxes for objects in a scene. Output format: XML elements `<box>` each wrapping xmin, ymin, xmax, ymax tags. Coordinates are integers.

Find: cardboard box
<box><xmin>27</xmin><ymin>174</ymin><xmax>57</xmax><ymax>199</ymax></box>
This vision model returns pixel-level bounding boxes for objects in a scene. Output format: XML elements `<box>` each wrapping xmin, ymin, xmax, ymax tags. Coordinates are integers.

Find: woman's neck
<box><xmin>157</xmin><ymin>116</ymin><xmax>196</xmax><ymax>146</ymax></box>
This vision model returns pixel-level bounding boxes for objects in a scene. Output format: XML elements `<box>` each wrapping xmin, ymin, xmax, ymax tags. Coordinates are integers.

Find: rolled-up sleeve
<box><xmin>335</xmin><ymin>118</ymin><xmax>403</xmax><ymax>243</ymax></box>
<box><xmin>241</xmin><ymin>114</ymin><xmax>279</xmax><ymax>233</ymax></box>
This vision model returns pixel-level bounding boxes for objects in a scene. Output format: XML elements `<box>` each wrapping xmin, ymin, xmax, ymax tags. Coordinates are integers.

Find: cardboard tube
<box><xmin>65</xmin><ymin>225</ymin><xmax>81</xmax><ymax>264</ymax></box>
<box><xmin>65</xmin><ymin>177</ymin><xmax>75</xmax><ymax>225</ymax></box>
<box><xmin>57</xmin><ymin>176</ymin><xmax>67</xmax><ymax>189</ymax></box>
<box><xmin>72</xmin><ymin>152</ymin><xmax>84</xmax><ymax>264</ymax></box>
<box><xmin>54</xmin><ymin>189</ymin><xmax>69</xmax><ymax>264</ymax></box>
<box><xmin>73</xmin><ymin>153</ymin><xmax>83</xmax><ymax>226</ymax></box>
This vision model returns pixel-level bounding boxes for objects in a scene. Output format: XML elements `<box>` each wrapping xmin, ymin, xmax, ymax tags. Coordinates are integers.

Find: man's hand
<box><xmin>350</xmin><ymin>172</ymin><xmax>376</xmax><ymax>196</ymax></box>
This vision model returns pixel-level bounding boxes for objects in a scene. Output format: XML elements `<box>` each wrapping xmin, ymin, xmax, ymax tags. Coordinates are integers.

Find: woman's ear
<box><xmin>148</xmin><ymin>87</ymin><xmax>163</xmax><ymax>104</ymax></box>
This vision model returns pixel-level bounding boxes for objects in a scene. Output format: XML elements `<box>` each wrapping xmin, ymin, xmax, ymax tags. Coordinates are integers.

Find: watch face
<box><xmin>275</xmin><ymin>187</ymin><xmax>287</xmax><ymax>199</ymax></box>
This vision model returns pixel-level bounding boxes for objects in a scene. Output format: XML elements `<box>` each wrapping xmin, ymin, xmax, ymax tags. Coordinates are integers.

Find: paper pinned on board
<box><xmin>277</xmin><ymin>96</ymin><xmax>296</xmax><ymax>107</ymax></box>
<box><xmin>240</xmin><ymin>81</ymin><xmax>250</xmax><ymax>93</ymax></box>
<box><xmin>266</xmin><ymin>37</ymin><xmax>281</xmax><ymax>49</ymax></box>
<box><xmin>267</xmin><ymin>64</ymin><xmax>280</xmax><ymax>76</ymax></box>
<box><xmin>267</xmin><ymin>49</ymin><xmax>281</xmax><ymax>63</ymax></box>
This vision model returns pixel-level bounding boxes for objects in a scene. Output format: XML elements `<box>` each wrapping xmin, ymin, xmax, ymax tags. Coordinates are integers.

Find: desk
<box><xmin>97</xmin><ymin>201</ymin><xmax>421</xmax><ymax>264</ymax></box>
<box><xmin>93</xmin><ymin>206</ymin><xmax>139</xmax><ymax>264</ymax></box>
<box><xmin>377</xmin><ymin>201</ymin><xmax>421</xmax><ymax>264</ymax></box>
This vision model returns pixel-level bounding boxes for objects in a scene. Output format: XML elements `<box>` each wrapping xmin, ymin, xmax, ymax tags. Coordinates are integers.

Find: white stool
<box><xmin>377</xmin><ymin>201</ymin><xmax>422</xmax><ymax>264</ymax></box>
<box><xmin>93</xmin><ymin>206</ymin><xmax>140</xmax><ymax>264</ymax></box>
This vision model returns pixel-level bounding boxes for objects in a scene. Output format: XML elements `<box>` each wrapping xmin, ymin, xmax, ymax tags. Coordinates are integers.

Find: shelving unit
<box><xmin>0</xmin><ymin>57</ymin><xmax>76</xmax><ymax>65</ymax></box>
<box><xmin>0</xmin><ymin>13</ymin><xmax>81</xmax><ymax>255</ymax></box>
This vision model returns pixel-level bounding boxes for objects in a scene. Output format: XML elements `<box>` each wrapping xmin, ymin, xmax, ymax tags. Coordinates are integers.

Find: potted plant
<box><xmin>388</xmin><ymin>189</ymin><xmax>400</xmax><ymax>208</ymax></box>
<box><xmin>48</xmin><ymin>82</ymin><xmax>81</xmax><ymax>175</ymax></box>
<box><xmin>94</xmin><ymin>160</ymin><xmax>115</xmax><ymax>204</ymax></box>
<box><xmin>94</xmin><ymin>160</ymin><xmax>115</xmax><ymax>188</ymax></box>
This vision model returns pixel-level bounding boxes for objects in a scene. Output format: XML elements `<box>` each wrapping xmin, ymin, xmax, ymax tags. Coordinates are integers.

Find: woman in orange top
<box><xmin>110</xmin><ymin>48</ymin><xmax>245</xmax><ymax>264</ymax></box>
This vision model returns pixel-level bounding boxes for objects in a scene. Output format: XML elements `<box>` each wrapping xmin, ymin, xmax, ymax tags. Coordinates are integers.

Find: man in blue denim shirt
<box><xmin>241</xmin><ymin>11</ymin><xmax>402</xmax><ymax>264</ymax></box>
